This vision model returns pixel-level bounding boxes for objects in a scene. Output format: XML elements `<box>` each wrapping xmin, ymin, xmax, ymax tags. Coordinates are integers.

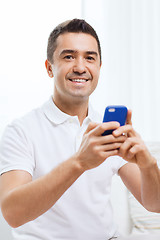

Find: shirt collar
<box><xmin>42</xmin><ymin>96</ymin><xmax>100</xmax><ymax>125</ymax></box>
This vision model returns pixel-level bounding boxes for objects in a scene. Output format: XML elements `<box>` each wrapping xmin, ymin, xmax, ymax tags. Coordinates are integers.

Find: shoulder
<box><xmin>9</xmin><ymin>98</ymin><xmax>50</xmax><ymax>131</ymax></box>
<box><xmin>8</xmin><ymin>109</ymin><xmax>40</xmax><ymax>134</ymax></box>
<box><xmin>1</xmin><ymin>100</ymin><xmax>48</xmax><ymax>143</ymax></box>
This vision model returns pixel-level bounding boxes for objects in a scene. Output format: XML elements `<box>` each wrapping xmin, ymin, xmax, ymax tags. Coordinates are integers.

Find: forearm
<box><xmin>1</xmin><ymin>156</ymin><xmax>84</xmax><ymax>227</ymax></box>
<box><xmin>1</xmin><ymin>122</ymin><xmax>126</xmax><ymax>227</ymax></box>
<box><xmin>140</xmin><ymin>158</ymin><xmax>160</xmax><ymax>212</ymax></box>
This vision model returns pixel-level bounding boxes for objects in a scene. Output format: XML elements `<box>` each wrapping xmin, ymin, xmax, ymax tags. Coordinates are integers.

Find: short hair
<box><xmin>47</xmin><ymin>18</ymin><xmax>102</xmax><ymax>63</ymax></box>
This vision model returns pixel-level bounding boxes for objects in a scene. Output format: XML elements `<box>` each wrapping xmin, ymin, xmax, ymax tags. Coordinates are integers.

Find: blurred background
<box><xmin>0</xmin><ymin>0</ymin><xmax>160</xmax><ymax>141</ymax></box>
<box><xmin>0</xmin><ymin>0</ymin><xmax>160</xmax><ymax>238</ymax></box>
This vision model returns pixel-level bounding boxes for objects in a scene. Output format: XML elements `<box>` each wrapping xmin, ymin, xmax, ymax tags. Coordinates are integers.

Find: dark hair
<box><xmin>47</xmin><ymin>18</ymin><xmax>101</xmax><ymax>63</ymax></box>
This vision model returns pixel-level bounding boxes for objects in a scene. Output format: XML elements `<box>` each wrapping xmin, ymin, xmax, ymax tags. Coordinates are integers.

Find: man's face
<box><xmin>51</xmin><ymin>32</ymin><xmax>101</xmax><ymax>104</ymax></box>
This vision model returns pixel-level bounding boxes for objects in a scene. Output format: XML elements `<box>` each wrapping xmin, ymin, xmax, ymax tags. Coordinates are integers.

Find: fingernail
<box><xmin>113</xmin><ymin>130</ymin><xmax>118</xmax><ymax>135</ymax></box>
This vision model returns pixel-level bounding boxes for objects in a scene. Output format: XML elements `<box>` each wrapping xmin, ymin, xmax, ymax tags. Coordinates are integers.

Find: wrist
<box><xmin>72</xmin><ymin>152</ymin><xmax>88</xmax><ymax>173</ymax></box>
<box><xmin>139</xmin><ymin>156</ymin><xmax>158</xmax><ymax>171</ymax></box>
<box><xmin>71</xmin><ymin>153</ymin><xmax>86</xmax><ymax>174</ymax></box>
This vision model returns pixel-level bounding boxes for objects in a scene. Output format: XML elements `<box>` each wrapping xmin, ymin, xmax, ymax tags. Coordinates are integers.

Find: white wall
<box><xmin>1</xmin><ymin>0</ymin><xmax>160</xmax><ymax>140</ymax></box>
<box><xmin>0</xmin><ymin>0</ymin><xmax>82</xmax><ymax>135</ymax></box>
<box><xmin>82</xmin><ymin>0</ymin><xmax>160</xmax><ymax>142</ymax></box>
<box><xmin>0</xmin><ymin>1</ymin><xmax>82</xmax><ymax>238</ymax></box>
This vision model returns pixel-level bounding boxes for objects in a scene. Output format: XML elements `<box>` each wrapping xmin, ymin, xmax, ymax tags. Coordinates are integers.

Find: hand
<box><xmin>112</xmin><ymin>110</ymin><xmax>156</xmax><ymax>169</ymax></box>
<box><xmin>75</xmin><ymin>121</ymin><xmax>126</xmax><ymax>171</ymax></box>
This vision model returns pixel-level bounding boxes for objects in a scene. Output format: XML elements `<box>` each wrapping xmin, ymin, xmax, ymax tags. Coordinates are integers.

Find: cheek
<box><xmin>52</xmin><ymin>66</ymin><xmax>64</xmax><ymax>81</ymax></box>
<box><xmin>92</xmin><ymin>66</ymin><xmax>100</xmax><ymax>81</ymax></box>
<box><xmin>54</xmin><ymin>64</ymin><xmax>71</xmax><ymax>79</ymax></box>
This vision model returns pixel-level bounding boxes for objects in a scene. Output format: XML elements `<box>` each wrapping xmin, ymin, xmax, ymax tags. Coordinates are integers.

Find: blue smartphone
<box><xmin>102</xmin><ymin>105</ymin><xmax>128</xmax><ymax>135</ymax></box>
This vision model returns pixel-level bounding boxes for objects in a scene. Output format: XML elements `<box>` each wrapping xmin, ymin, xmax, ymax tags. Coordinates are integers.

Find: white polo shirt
<box><xmin>0</xmin><ymin>97</ymin><xmax>127</xmax><ymax>240</ymax></box>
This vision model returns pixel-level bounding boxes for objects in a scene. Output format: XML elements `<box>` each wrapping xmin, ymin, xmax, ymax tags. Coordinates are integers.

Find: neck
<box><xmin>52</xmin><ymin>95</ymin><xmax>89</xmax><ymax>126</ymax></box>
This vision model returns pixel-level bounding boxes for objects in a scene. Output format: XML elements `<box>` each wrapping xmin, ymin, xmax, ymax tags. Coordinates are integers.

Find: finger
<box><xmin>104</xmin><ymin>149</ymin><xmax>119</xmax><ymax>159</ymax></box>
<box><xmin>92</xmin><ymin>122</ymin><xmax>120</xmax><ymax>136</ymax></box>
<box><xmin>122</xmin><ymin>144</ymin><xmax>144</xmax><ymax>163</ymax></box>
<box><xmin>100</xmin><ymin>149</ymin><xmax>119</xmax><ymax>160</ymax></box>
<box><xmin>126</xmin><ymin>144</ymin><xmax>139</xmax><ymax>160</ymax></box>
<box><xmin>112</xmin><ymin>124</ymin><xmax>136</xmax><ymax>138</ymax></box>
<box><xmin>118</xmin><ymin>137</ymin><xmax>139</xmax><ymax>158</ymax></box>
<box><xmin>85</xmin><ymin>122</ymin><xmax>99</xmax><ymax>134</ymax></box>
<box><xmin>126</xmin><ymin>109</ymin><xmax>132</xmax><ymax>125</ymax></box>
<box><xmin>126</xmin><ymin>143</ymin><xmax>148</xmax><ymax>160</ymax></box>
<box><xmin>99</xmin><ymin>134</ymin><xmax>126</xmax><ymax>145</ymax></box>
<box><xmin>99</xmin><ymin>142</ymin><xmax>123</xmax><ymax>152</ymax></box>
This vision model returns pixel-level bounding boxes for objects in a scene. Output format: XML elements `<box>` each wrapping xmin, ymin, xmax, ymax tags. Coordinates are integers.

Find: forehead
<box><xmin>55</xmin><ymin>32</ymin><xmax>99</xmax><ymax>54</ymax></box>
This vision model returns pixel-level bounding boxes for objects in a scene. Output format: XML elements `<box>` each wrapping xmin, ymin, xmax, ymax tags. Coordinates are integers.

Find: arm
<box><xmin>119</xmin><ymin>161</ymin><xmax>160</xmax><ymax>212</ymax></box>
<box><xmin>0</xmin><ymin>158</ymin><xmax>84</xmax><ymax>228</ymax></box>
<box><xmin>0</xmin><ymin>121</ymin><xmax>125</xmax><ymax>227</ymax></box>
<box><xmin>114</xmin><ymin>110</ymin><xmax>160</xmax><ymax>212</ymax></box>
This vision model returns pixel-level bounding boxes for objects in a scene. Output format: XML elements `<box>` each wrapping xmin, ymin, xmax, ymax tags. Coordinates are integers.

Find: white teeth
<box><xmin>70</xmin><ymin>79</ymin><xmax>87</xmax><ymax>82</ymax></box>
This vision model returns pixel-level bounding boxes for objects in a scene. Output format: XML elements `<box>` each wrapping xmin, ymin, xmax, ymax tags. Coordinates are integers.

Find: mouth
<box><xmin>68</xmin><ymin>78</ymin><xmax>89</xmax><ymax>83</ymax></box>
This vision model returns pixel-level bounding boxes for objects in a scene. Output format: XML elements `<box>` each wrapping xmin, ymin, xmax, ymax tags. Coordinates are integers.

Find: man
<box><xmin>0</xmin><ymin>19</ymin><xmax>160</xmax><ymax>240</ymax></box>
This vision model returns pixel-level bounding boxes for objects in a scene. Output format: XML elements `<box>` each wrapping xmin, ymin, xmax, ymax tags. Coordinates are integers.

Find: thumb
<box><xmin>85</xmin><ymin>122</ymin><xmax>99</xmax><ymax>134</ymax></box>
<box><xmin>126</xmin><ymin>109</ymin><xmax>132</xmax><ymax>125</ymax></box>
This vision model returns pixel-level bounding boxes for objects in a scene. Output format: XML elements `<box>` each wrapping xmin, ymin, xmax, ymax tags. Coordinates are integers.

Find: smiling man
<box><xmin>0</xmin><ymin>19</ymin><xmax>160</xmax><ymax>240</ymax></box>
<box><xmin>45</xmin><ymin>28</ymin><xmax>101</xmax><ymax>124</ymax></box>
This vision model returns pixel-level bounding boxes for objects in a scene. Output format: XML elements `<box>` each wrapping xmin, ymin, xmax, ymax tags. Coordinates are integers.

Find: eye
<box><xmin>64</xmin><ymin>55</ymin><xmax>74</xmax><ymax>60</ymax></box>
<box><xmin>86</xmin><ymin>56</ymin><xmax>95</xmax><ymax>61</ymax></box>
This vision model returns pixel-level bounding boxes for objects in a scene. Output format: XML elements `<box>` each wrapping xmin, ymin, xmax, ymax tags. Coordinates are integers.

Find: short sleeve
<box><xmin>107</xmin><ymin>155</ymin><xmax>128</xmax><ymax>175</ymax></box>
<box><xmin>0</xmin><ymin>123</ymin><xmax>35</xmax><ymax>176</ymax></box>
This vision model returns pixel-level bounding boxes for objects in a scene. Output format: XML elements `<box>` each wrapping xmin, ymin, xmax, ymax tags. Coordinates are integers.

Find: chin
<box><xmin>69</xmin><ymin>93</ymin><xmax>89</xmax><ymax>102</ymax></box>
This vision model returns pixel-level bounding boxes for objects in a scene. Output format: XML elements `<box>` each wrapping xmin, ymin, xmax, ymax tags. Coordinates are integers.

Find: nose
<box><xmin>73</xmin><ymin>57</ymin><xmax>86</xmax><ymax>74</ymax></box>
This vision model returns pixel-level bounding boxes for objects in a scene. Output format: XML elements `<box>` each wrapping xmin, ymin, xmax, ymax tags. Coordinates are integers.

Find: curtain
<box><xmin>82</xmin><ymin>0</ymin><xmax>160</xmax><ymax>141</ymax></box>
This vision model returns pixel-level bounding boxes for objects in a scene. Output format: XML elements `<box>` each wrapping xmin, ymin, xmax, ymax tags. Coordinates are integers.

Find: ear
<box><xmin>45</xmin><ymin>60</ymin><xmax>53</xmax><ymax>78</ymax></box>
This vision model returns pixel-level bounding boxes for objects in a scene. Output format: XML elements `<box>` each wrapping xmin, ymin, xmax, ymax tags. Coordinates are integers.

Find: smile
<box><xmin>69</xmin><ymin>79</ymin><xmax>88</xmax><ymax>83</ymax></box>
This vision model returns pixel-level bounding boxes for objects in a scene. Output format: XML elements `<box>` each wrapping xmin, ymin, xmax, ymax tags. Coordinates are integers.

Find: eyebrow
<box><xmin>86</xmin><ymin>51</ymin><xmax>98</xmax><ymax>56</ymax></box>
<box><xmin>60</xmin><ymin>49</ymin><xmax>98</xmax><ymax>57</ymax></box>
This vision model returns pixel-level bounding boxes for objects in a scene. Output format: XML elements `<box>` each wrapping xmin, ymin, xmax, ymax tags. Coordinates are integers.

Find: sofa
<box><xmin>111</xmin><ymin>142</ymin><xmax>160</xmax><ymax>239</ymax></box>
<box><xmin>0</xmin><ymin>211</ymin><xmax>12</xmax><ymax>239</ymax></box>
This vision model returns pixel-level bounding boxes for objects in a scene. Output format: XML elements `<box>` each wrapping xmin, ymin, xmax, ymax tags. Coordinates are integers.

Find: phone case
<box><xmin>102</xmin><ymin>105</ymin><xmax>128</xmax><ymax>135</ymax></box>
